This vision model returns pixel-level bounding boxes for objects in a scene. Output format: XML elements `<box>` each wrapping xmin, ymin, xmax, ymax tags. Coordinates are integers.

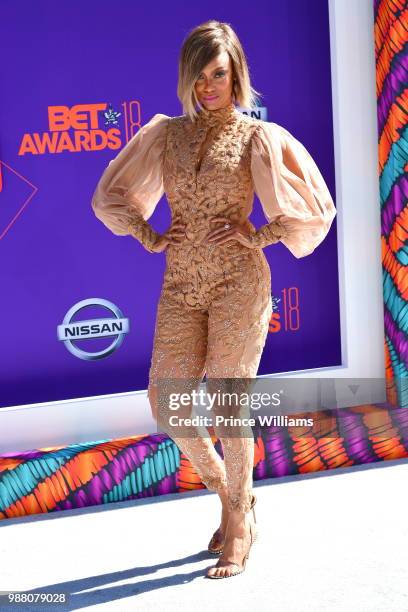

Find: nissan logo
<box><xmin>57</xmin><ymin>298</ymin><xmax>130</xmax><ymax>360</ymax></box>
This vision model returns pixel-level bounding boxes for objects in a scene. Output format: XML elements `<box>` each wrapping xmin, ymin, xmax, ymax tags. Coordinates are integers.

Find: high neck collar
<box><xmin>196</xmin><ymin>101</ymin><xmax>237</xmax><ymax>128</ymax></box>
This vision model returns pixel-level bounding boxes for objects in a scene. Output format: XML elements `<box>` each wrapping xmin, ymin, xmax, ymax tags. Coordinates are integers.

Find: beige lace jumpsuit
<box><xmin>91</xmin><ymin>102</ymin><xmax>336</xmax><ymax>512</ymax></box>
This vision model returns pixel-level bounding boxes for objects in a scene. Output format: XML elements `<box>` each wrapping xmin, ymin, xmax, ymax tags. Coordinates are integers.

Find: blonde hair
<box><xmin>177</xmin><ymin>20</ymin><xmax>262</xmax><ymax>121</ymax></box>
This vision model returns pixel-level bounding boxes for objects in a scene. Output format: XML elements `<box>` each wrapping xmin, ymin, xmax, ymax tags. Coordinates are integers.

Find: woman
<box><xmin>91</xmin><ymin>20</ymin><xmax>336</xmax><ymax>579</ymax></box>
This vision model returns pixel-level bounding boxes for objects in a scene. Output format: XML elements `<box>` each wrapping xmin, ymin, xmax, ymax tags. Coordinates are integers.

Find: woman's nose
<box><xmin>203</xmin><ymin>79</ymin><xmax>215</xmax><ymax>91</ymax></box>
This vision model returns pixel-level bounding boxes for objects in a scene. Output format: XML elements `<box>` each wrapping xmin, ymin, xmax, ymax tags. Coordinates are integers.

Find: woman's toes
<box><xmin>207</xmin><ymin>561</ymin><xmax>236</xmax><ymax>578</ymax></box>
<box><xmin>207</xmin><ymin>564</ymin><xmax>221</xmax><ymax>578</ymax></box>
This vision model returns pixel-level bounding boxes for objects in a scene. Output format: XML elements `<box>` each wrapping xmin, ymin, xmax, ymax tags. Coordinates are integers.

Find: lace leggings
<box><xmin>147</xmin><ymin>246</ymin><xmax>272</xmax><ymax>513</ymax></box>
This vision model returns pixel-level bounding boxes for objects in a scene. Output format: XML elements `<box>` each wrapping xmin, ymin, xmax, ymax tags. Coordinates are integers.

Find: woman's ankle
<box><xmin>226</xmin><ymin>510</ymin><xmax>248</xmax><ymax>532</ymax></box>
<box><xmin>215</xmin><ymin>487</ymin><xmax>229</xmax><ymax>533</ymax></box>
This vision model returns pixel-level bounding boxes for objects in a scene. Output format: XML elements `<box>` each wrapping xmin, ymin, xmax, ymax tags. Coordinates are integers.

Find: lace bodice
<box><xmin>91</xmin><ymin>102</ymin><xmax>336</xmax><ymax>258</ymax></box>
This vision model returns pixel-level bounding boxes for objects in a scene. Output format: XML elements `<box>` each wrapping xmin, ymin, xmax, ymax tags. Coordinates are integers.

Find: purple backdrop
<box><xmin>0</xmin><ymin>0</ymin><xmax>340</xmax><ymax>408</ymax></box>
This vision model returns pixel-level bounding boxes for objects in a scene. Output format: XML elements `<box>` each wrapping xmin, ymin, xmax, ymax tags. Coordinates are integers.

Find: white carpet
<box><xmin>1</xmin><ymin>459</ymin><xmax>408</xmax><ymax>612</ymax></box>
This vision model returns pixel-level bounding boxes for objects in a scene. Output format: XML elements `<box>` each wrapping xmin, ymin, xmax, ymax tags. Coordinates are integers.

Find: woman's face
<box><xmin>194</xmin><ymin>50</ymin><xmax>234</xmax><ymax>111</ymax></box>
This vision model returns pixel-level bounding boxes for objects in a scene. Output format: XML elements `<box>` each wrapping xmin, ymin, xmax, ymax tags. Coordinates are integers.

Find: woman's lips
<box><xmin>202</xmin><ymin>95</ymin><xmax>218</xmax><ymax>101</ymax></box>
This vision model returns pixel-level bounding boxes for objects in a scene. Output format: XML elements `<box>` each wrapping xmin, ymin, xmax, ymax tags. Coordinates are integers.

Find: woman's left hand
<box><xmin>206</xmin><ymin>216</ymin><xmax>254</xmax><ymax>248</ymax></box>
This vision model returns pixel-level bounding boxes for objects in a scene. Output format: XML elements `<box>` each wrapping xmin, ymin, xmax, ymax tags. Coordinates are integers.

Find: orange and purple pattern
<box><xmin>375</xmin><ymin>0</ymin><xmax>408</xmax><ymax>407</ymax></box>
<box><xmin>1</xmin><ymin>404</ymin><xmax>407</xmax><ymax>520</ymax></box>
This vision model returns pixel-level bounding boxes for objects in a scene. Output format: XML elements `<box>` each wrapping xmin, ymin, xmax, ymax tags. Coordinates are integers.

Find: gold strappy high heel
<box><xmin>207</xmin><ymin>527</ymin><xmax>224</xmax><ymax>555</ymax></box>
<box><xmin>206</xmin><ymin>494</ymin><xmax>258</xmax><ymax>578</ymax></box>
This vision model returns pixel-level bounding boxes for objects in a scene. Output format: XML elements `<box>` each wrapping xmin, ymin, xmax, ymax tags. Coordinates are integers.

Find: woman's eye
<box><xmin>196</xmin><ymin>71</ymin><xmax>225</xmax><ymax>83</ymax></box>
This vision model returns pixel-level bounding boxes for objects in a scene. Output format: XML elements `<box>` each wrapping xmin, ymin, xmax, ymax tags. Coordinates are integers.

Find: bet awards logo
<box><xmin>57</xmin><ymin>298</ymin><xmax>130</xmax><ymax>361</ymax></box>
<box><xmin>18</xmin><ymin>101</ymin><xmax>142</xmax><ymax>156</ymax></box>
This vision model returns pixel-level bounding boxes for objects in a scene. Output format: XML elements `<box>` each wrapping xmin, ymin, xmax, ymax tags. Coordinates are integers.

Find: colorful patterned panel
<box><xmin>375</xmin><ymin>0</ymin><xmax>408</xmax><ymax>407</ymax></box>
<box><xmin>1</xmin><ymin>405</ymin><xmax>407</xmax><ymax>520</ymax></box>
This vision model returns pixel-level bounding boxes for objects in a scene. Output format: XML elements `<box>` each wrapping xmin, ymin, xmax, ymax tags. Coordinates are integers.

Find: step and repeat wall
<box><xmin>0</xmin><ymin>0</ymin><xmax>339</xmax><ymax>409</ymax></box>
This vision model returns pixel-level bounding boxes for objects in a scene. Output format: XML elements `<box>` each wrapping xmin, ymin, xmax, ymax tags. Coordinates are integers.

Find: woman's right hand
<box><xmin>150</xmin><ymin>215</ymin><xmax>187</xmax><ymax>253</ymax></box>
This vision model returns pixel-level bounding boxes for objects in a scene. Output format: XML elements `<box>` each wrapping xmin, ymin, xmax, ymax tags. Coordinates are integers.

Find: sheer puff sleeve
<box><xmin>91</xmin><ymin>113</ymin><xmax>169</xmax><ymax>253</ymax></box>
<box><xmin>249</xmin><ymin>121</ymin><xmax>336</xmax><ymax>258</ymax></box>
